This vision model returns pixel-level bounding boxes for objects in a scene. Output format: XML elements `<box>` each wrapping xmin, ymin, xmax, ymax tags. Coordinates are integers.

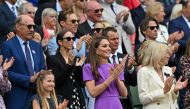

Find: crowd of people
<box><xmin>0</xmin><ymin>0</ymin><xmax>190</xmax><ymax>109</ymax></box>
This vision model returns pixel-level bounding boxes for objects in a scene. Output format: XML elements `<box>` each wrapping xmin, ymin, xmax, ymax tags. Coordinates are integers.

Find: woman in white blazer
<box><xmin>137</xmin><ymin>41</ymin><xmax>188</xmax><ymax>109</ymax></box>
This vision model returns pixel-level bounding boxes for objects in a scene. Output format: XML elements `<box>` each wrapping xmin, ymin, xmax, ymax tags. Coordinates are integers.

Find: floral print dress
<box><xmin>180</xmin><ymin>56</ymin><xmax>190</xmax><ymax>109</ymax></box>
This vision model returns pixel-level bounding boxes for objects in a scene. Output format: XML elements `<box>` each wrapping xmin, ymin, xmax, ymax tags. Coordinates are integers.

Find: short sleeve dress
<box><xmin>83</xmin><ymin>63</ymin><xmax>124</xmax><ymax>109</ymax></box>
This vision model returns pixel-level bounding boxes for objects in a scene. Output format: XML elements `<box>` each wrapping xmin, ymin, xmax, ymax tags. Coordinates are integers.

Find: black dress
<box><xmin>29</xmin><ymin>94</ymin><xmax>56</xmax><ymax>109</ymax></box>
<box><xmin>46</xmin><ymin>52</ymin><xmax>86</xmax><ymax>109</ymax></box>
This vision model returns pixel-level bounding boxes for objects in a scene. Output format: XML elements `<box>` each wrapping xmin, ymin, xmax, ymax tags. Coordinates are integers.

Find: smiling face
<box><xmin>59</xmin><ymin>31</ymin><xmax>75</xmax><ymax>50</ymax></box>
<box><xmin>64</xmin><ymin>13</ymin><xmax>79</xmax><ymax>33</ymax></box>
<box><xmin>42</xmin><ymin>74</ymin><xmax>55</xmax><ymax>92</ymax></box>
<box><xmin>96</xmin><ymin>39</ymin><xmax>111</xmax><ymax>59</ymax></box>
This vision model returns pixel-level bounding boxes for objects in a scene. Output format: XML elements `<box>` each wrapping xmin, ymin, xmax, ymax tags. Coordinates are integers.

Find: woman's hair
<box><xmin>88</xmin><ymin>36</ymin><xmax>108</xmax><ymax>80</ymax></box>
<box><xmin>185</xmin><ymin>38</ymin><xmax>190</xmax><ymax>57</ymax></box>
<box><xmin>138</xmin><ymin>40</ymin><xmax>153</xmax><ymax>64</ymax></box>
<box><xmin>36</xmin><ymin>70</ymin><xmax>58</xmax><ymax>109</ymax></box>
<box><xmin>146</xmin><ymin>2</ymin><xmax>163</xmax><ymax>21</ymax></box>
<box><xmin>56</xmin><ymin>29</ymin><xmax>71</xmax><ymax>53</ymax></box>
<box><xmin>170</xmin><ymin>4</ymin><xmax>182</xmax><ymax>20</ymax></box>
<box><xmin>140</xmin><ymin>41</ymin><xmax>169</xmax><ymax>69</ymax></box>
<box><xmin>41</xmin><ymin>8</ymin><xmax>59</xmax><ymax>33</ymax></box>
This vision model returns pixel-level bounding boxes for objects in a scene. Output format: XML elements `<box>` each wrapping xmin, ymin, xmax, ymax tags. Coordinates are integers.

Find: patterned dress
<box><xmin>0</xmin><ymin>67</ymin><xmax>11</xmax><ymax>109</ymax></box>
<box><xmin>180</xmin><ymin>55</ymin><xmax>190</xmax><ymax>109</ymax></box>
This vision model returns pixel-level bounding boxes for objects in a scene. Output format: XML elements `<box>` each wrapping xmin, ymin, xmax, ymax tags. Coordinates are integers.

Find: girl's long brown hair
<box><xmin>88</xmin><ymin>36</ymin><xmax>107</xmax><ymax>80</ymax></box>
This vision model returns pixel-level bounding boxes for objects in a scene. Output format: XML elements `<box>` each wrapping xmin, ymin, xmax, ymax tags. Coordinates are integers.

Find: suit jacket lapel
<box><xmin>179</xmin><ymin>16</ymin><xmax>190</xmax><ymax>30</ymax></box>
<box><xmin>13</xmin><ymin>37</ymin><xmax>28</xmax><ymax>65</ymax></box>
<box><xmin>148</xmin><ymin>66</ymin><xmax>164</xmax><ymax>88</ymax></box>
<box><xmin>2</xmin><ymin>2</ymin><xmax>16</xmax><ymax>19</ymax></box>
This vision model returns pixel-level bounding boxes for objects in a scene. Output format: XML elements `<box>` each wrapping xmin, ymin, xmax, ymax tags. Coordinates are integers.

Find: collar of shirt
<box><xmin>56</xmin><ymin>0</ymin><xmax>62</xmax><ymax>12</ymax></box>
<box><xmin>17</xmin><ymin>35</ymin><xmax>27</xmax><ymax>46</ymax></box>
<box><xmin>5</xmin><ymin>1</ymin><xmax>17</xmax><ymax>16</ymax></box>
<box><xmin>87</xmin><ymin>19</ymin><xmax>95</xmax><ymax>29</ymax></box>
<box><xmin>182</xmin><ymin>14</ymin><xmax>190</xmax><ymax>29</ymax></box>
<box><xmin>109</xmin><ymin>52</ymin><xmax>119</xmax><ymax>64</ymax></box>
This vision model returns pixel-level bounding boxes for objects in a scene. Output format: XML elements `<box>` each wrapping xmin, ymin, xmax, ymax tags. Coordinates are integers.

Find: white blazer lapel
<box><xmin>148</xmin><ymin>66</ymin><xmax>165</xmax><ymax>88</ymax></box>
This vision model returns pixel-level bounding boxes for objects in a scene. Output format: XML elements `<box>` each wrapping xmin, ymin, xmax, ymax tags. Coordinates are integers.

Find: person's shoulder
<box><xmin>83</xmin><ymin>63</ymin><xmax>91</xmax><ymax>68</ymax></box>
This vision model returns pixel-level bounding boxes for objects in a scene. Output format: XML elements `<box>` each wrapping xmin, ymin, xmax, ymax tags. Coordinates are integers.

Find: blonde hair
<box><xmin>170</xmin><ymin>4</ymin><xmax>182</xmax><ymax>20</ymax></box>
<box><xmin>140</xmin><ymin>41</ymin><xmax>169</xmax><ymax>69</ymax></box>
<box><xmin>36</xmin><ymin>70</ymin><xmax>59</xmax><ymax>109</ymax></box>
<box><xmin>146</xmin><ymin>2</ymin><xmax>163</xmax><ymax>21</ymax></box>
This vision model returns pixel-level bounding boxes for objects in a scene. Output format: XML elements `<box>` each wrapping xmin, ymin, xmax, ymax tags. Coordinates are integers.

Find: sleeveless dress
<box><xmin>28</xmin><ymin>94</ymin><xmax>56</xmax><ymax>109</ymax></box>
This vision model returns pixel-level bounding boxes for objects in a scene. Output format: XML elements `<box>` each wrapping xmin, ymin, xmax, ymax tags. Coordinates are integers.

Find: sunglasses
<box><xmin>71</xmin><ymin>19</ymin><xmax>80</xmax><ymax>24</ymax></box>
<box><xmin>93</xmin><ymin>28</ymin><xmax>103</xmax><ymax>33</ymax></box>
<box><xmin>79</xmin><ymin>0</ymin><xmax>88</xmax><ymax>2</ymax></box>
<box><xmin>148</xmin><ymin>26</ymin><xmax>159</xmax><ymax>30</ymax></box>
<box><xmin>20</xmin><ymin>23</ymin><xmax>35</xmax><ymax>29</ymax></box>
<box><xmin>63</xmin><ymin>37</ymin><xmax>76</xmax><ymax>41</ymax></box>
<box><xmin>94</xmin><ymin>8</ymin><xmax>104</xmax><ymax>13</ymax></box>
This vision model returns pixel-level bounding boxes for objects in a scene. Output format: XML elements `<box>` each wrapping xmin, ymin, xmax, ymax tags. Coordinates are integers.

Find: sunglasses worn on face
<box><xmin>79</xmin><ymin>0</ymin><xmax>87</xmax><ymax>2</ymax></box>
<box><xmin>148</xmin><ymin>26</ymin><xmax>159</xmax><ymax>30</ymax></box>
<box><xmin>94</xmin><ymin>8</ymin><xmax>104</xmax><ymax>13</ymax></box>
<box><xmin>64</xmin><ymin>37</ymin><xmax>76</xmax><ymax>41</ymax></box>
<box><xmin>20</xmin><ymin>23</ymin><xmax>35</xmax><ymax>29</ymax></box>
<box><xmin>71</xmin><ymin>19</ymin><xmax>80</xmax><ymax>24</ymax></box>
<box><xmin>93</xmin><ymin>28</ymin><xmax>103</xmax><ymax>33</ymax></box>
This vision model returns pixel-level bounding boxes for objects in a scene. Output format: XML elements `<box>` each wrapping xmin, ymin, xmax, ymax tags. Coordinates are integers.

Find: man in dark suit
<box><xmin>0</xmin><ymin>0</ymin><xmax>17</xmax><ymax>51</ymax></box>
<box><xmin>1</xmin><ymin>15</ymin><xmax>46</xmax><ymax>109</ymax></box>
<box><xmin>168</xmin><ymin>1</ymin><xmax>190</xmax><ymax>109</ymax></box>
<box><xmin>102</xmin><ymin>27</ymin><xmax>137</xmax><ymax>109</ymax></box>
<box><xmin>76</xmin><ymin>0</ymin><xmax>103</xmax><ymax>38</ymax></box>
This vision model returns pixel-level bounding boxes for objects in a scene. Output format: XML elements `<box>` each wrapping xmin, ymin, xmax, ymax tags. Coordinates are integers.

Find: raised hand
<box><xmin>6</xmin><ymin>32</ymin><xmax>15</xmax><ymax>40</ymax></box>
<box><xmin>30</xmin><ymin>73</ymin><xmax>39</xmax><ymax>83</ymax></box>
<box><xmin>68</xmin><ymin>50</ymin><xmax>76</xmax><ymax>65</ymax></box>
<box><xmin>76</xmin><ymin>55</ymin><xmax>86</xmax><ymax>66</ymax></box>
<box><xmin>33</xmin><ymin>32</ymin><xmax>41</xmax><ymax>43</ymax></box>
<box><xmin>174</xmin><ymin>76</ymin><xmax>188</xmax><ymax>93</ymax></box>
<box><xmin>83</xmin><ymin>34</ymin><xmax>92</xmax><ymax>50</ymax></box>
<box><xmin>164</xmin><ymin>76</ymin><xmax>174</xmax><ymax>94</ymax></box>
<box><xmin>2</xmin><ymin>57</ymin><xmax>14</xmax><ymax>71</ymax></box>
<box><xmin>109</xmin><ymin>63</ymin><xmax>124</xmax><ymax>80</ymax></box>
<box><xmin>58</xmin><ymin>99</ymin><xmax>69</xmax><ymax>109</ymax></box>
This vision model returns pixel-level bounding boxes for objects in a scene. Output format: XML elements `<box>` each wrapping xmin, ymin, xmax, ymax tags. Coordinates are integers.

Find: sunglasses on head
<box><xmin>148</xmin><ymin>26</ymin><xmax>159</xmax><ymax>30</ymax></box>
<box><xmin>94</xmin><ymin>8</ymin><xmax>104</xmax><ymax>13</ymax></box>
<box><xmin>63</xmin><ymin>37</ymin><xmax>76</xmax><ymax>41</ymax></box>
<box><xmin>79</xmin><ymin>0</ymin><xmax>87</xmax><ymax>2</ymax></box>
<box><xmin>71</xmin><ymin>19</ymin><xmax>80</xmax><ymax>24</ymax></box>
<box><xmin>20</xmin><ymin>23</ymin><xmax>35</xmax><ymax>29</ymax></box>
<box><xmin>93</xmin><ymin>28</ymin><xmax>103</xmax><ymax>33</ymax></box>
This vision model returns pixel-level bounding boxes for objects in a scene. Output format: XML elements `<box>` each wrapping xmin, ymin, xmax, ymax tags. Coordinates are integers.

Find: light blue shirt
<box><xmin>73</xmin><ymin>38</ymin><xmax>86</xmax><ymax>57</ymax></box>
<box><xmin>48</xmin><ymin>36</ymin><xmax>58</xmax><ymax>55</ymax></box>
<box><xmin>16</xmin><ymin>36</ymin><xmax>34</xmax><ymax>69</ymax></box>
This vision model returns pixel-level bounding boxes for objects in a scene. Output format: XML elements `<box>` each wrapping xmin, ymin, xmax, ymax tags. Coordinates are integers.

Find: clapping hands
<box><xmin>0</xmin><ymin>55</ymin><xmax>14</xmax><ymax>77</ymax></box>
<box><xmin>174</xmin><ymin>76</ymin><xmax>188</xmax><ymax>93</ymax></box>
<box><xmin>58</xmin><ymin>99</ymin><xmax>69</xmax><ymax>109</ymax></box>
